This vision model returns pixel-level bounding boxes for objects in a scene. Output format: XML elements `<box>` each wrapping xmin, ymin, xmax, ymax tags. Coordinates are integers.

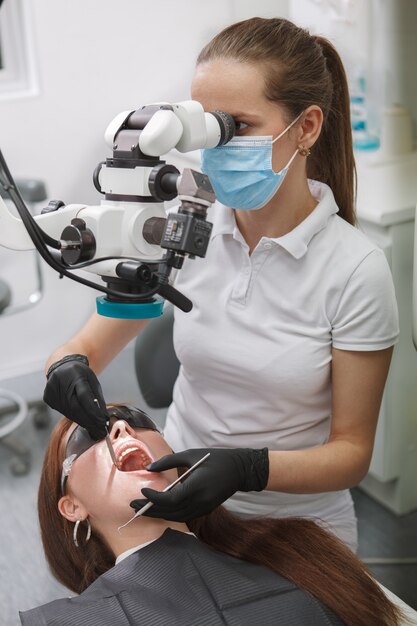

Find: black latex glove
<box><xmin>130</xmin><ymin>447</ymin><xmax>269</xmax><ymax>522</ymax></box>
<box><xmin>43</xmin><ymin>354</ymin><xmax>108</xmax><ymax>440</ymax></box>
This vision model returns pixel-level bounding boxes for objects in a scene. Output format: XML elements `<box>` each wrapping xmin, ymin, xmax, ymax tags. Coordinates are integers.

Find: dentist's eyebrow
<box><xmin>230</xmin><ymin>111</ymin><xmax>261</xmax><ymax>120</ymax></box>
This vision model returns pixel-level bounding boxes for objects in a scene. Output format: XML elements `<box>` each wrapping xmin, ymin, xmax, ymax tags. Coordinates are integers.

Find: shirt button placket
<box><xmin>231</xmin><ymin>262</ymin><xmax>252</xmax><ymax>304</ymax></box>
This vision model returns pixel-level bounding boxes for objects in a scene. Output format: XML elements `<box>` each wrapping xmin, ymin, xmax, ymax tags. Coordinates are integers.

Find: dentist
<box><xmin>44</xmin><ymin>17</ymin><xmax>399</xmax><ymax>552</ymax></box>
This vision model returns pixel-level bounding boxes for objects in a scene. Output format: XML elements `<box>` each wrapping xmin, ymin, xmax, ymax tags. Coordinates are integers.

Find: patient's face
<box><xmin>62</xmin><ymin>420</ymin><xmax>176</xmax><ymax>523</ymax></box>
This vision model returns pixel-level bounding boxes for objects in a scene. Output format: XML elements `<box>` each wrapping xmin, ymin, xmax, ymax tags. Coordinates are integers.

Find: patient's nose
<box><xmin>110</xmin><ymin>419</ymin><xmax>136</xmax><ymax>441</ymax></box>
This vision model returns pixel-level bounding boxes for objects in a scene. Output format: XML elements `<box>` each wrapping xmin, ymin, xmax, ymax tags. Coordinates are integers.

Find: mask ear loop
<box><xmin>282</xmin><ymin>147</ymin><xmax>301</xmax><ymax>171</ymax></box>
<box><xmin>271</xmin><ymin>111</ymin><xmax>305</xmax><ymax>172</ymax></box>
<box><xmin>272</xmin><ymin>111</ymin><xmax>304</xmax><ymax>144</ymax></box>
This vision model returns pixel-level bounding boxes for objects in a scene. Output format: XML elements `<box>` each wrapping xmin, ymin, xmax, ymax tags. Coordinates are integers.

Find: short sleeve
<box><xmin>331</xmin><ymin>249</ymin><xmax>399</xmax><ymax>351</ymax></box>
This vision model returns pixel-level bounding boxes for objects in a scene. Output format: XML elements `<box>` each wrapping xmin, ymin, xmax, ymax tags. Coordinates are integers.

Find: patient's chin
<box><xmin>120</xmin><ymin>471</ymin><xmax>170</xmax><ymax>500</ymax></box>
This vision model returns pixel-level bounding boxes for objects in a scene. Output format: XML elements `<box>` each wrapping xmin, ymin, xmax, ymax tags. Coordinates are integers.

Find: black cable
<box><xmin>0</xmin><ymin>156</ymin><xmax>61</xmax><ymax>249</ymax></box>
<box><xmin>0</xmin><ymin>150</ymin><xmax>160</xmax><ymax>302</ymax></box>
<box><xmin>68</xmin><ymin>255</ymin><xmax>165</xmax><ymax>270</ymax></box>
<box><xmin>0</xmin><ymin>155</ymin><xmax>59</xmax><ymax>247</ymax></box>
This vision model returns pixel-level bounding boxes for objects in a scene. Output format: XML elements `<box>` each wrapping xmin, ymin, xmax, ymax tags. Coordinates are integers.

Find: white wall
<box><xmin>289</xmin><ymin>0</ymin><xmax>417</xmax><ymax>141</ymax></box>
<box><xmin>369</xmin><ymin>0</ymin><xmax>417</xmax><ymax>135</ymax></box>
<box><xmin>0</xmin><ymin>0</ymin><xmax>288</xmax><ymax>204</ymax></box>
<box><xmin>0</xmin><ymin>0</ymin><xmax>288</xmax><ymax>384</ymax></box>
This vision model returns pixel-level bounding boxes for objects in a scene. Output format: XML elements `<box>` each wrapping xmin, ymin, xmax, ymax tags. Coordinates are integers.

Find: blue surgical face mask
<box><xmin>201</xmin><ymin>113</ymin><xmax>302</xmax><ymax>211</ymax></box>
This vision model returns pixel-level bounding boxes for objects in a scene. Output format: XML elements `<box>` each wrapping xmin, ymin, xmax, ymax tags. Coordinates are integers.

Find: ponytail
<box><xmin>308</xmin><ymin>36</ymin><xmax>356</xmax><ymax>224</ymax></box>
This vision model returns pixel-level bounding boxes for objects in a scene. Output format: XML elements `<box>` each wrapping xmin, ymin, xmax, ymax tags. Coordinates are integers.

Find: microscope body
<box><xmin>0</xmin><ymin>101</ymin><xmax>234</xmax><ymax>318</ymax></box>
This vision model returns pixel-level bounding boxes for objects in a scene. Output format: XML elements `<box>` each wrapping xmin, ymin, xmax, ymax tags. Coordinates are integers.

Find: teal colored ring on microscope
<box><xmin>96</xmin><ymin>295</ymin><xmax>165</xmax><ymax>319</ymax></box>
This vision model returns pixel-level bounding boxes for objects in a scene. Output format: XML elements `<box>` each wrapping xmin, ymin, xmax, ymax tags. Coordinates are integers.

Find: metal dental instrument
<box><xmin>94</xmin><ymin>398</ymin><xmax>119</xmax><ymax>468</ymax></box>
<box><xmin>105</xmin><ymin>432</ymin><xmax>119</xmax><ymax>468</ymax></box>
<box><xmin>117</xmin><ymin>452</ymin><xmax>211</xmax><ymax>532</ymax></box>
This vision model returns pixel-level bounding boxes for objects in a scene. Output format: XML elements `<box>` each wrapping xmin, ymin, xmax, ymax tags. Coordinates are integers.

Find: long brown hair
<box><xmin>197</xmin><ymin>17</ymin><xmax>356</xmax><ymax>224</ymax></box>
<box><xmin>38</xmin><ymin>417</ymin><xmax>401</xmax><ymax>626</ymax></box>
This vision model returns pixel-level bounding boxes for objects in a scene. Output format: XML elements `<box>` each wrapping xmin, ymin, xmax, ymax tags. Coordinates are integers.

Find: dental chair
<box><xmin>0</xmin><ymin>179</ymin><xmax>50</xmax><ymax>475</ymax></box>
<box><xmin>134</xmin><ymin>305</ymin><xmax>179</xmax><ymax>409</ymax></box>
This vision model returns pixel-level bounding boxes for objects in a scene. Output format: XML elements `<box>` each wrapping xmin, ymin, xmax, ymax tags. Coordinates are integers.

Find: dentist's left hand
<box><xmin>43</xmin><ymin>354</ymin><xmax>108</xmax><ymax>440</ymax></box>
<box><xmin>129</xmin><ymin>447</ymin><xmax>269</xmax><ymax>522</ymax></box>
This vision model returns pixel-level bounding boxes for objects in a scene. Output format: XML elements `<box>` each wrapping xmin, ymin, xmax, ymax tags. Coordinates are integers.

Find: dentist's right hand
<box><xmin>43</xmin><ymin>354</ymin><xmax>108</xmax><ymax>440</ymax></box>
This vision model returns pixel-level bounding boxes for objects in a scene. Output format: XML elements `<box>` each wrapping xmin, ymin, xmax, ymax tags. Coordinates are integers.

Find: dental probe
<box><xmin>93</xmin><ymin>398</ymin><xmax>119</xmax><ymax>468</ymax></box>
<box><xmin>117</xmin><ymin>452</ymin><xmax>211</xmax><ymax>532</ymax></box>
<box><xmin>105</xmin><ymin>432</ymin><xmax>119</xmax><ymax>468</ymax></box>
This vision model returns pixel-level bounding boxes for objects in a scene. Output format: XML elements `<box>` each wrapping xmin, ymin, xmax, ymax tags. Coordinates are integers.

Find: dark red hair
<box><xmin>38</xmin><ymin>417</ymin><xmax>402</xmax><ymax>625</ymax></box>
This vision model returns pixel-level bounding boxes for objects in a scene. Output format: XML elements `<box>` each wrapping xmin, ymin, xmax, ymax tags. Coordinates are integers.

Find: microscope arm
<box><xmin>0</xmin><ymin>192</ymin><xmax>166</xmax><ymax>276</ymax></box>
<box><xmin>0</xmin><ymin>195</ymin><xmax>84</xmax><ymax>251</ymax></box>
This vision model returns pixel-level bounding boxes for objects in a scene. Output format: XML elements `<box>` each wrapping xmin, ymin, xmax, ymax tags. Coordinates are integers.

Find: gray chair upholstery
<box><xmin>0</xmin><ymin>177</ymin><xmax>48</xmax><ymax>204</ymax></box>
<box><xmin>134</xmin><ymin>306</ymin><xmax>180</xmax><ymax>409</ymax></box>
<box><xmin>0</xmin><ymin>279</ymin><xmax>11</xmax><ymax>313</ymax></box>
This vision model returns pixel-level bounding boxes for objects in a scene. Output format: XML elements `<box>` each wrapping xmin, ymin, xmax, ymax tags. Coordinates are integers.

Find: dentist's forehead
<box><xmin>191</xmin><ymin>60</ymin><xmax>267</xmax><ymax>109</ymax></box>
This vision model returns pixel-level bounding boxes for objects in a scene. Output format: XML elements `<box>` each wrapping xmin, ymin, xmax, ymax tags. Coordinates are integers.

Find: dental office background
<box><xmin>0</xmin><ymin>0</ymin><xmax>416</xmax><ymax>570</ymax></box>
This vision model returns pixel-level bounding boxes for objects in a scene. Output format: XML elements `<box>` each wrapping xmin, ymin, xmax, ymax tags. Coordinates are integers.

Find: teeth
<box><xmin>117</xmin><ymin>446</ymin><xmax>151</xmax><ymax>468</ymax></box>
<box><xmin>119</xmin><ymin>448</ymin><xmax>139</xmax><ymax>460</ymax></box>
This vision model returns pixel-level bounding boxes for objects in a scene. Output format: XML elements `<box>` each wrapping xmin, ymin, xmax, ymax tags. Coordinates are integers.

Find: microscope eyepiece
<box><xmin>208</xmin><ymin>111</ymin><xmax>236</xmax><ymax>146</ymax></box>
<box><xmin>203</xmin><ymin>110</ymin><xmax>236</xmax><ymax>149</ymax></box>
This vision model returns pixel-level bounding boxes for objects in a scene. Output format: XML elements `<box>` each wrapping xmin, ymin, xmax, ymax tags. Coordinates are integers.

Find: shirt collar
<box><xmin>115</xmin><ymin>531</ymin><xmax>197</xmax><ymax>565</ymax></box>
<box><xmin>209</xmin><ymin>200</ymin><xmax>236</xmax><ymax>239</ymax></box>
<box><xmin>210</xmin><ymin>180</ymin><xmax>339</xmax><ymax>260</ymax></box>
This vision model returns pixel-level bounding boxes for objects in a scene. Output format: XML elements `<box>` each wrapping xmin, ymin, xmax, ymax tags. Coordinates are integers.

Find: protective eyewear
<box><xmin>61</xmin><ymin>405</ymin><xmax>160</xmax><ymax>494</ymax></box>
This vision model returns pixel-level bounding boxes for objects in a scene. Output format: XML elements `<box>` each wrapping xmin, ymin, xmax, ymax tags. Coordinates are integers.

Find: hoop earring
<box><xmin>298</xmin><ymin>144</ymin><xmax>311</xmax><ymax>157</ymax></box>
<box><xmin>73</xmin><ymin>518</ymin><xmax>92</xmax><ymax>548</ymax></box>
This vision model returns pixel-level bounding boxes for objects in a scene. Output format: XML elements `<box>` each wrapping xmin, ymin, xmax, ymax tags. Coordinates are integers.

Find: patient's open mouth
<box><xmin>116</xmin><ymin>442</ymin><xmax>153</xmax><ymax>472</ymax></box>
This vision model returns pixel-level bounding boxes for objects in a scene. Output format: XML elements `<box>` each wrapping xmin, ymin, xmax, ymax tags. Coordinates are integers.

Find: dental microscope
<box><xmin>0</xmin><ymin>101</ymin><xmax>235</xmax><ymax>318</ymax></box>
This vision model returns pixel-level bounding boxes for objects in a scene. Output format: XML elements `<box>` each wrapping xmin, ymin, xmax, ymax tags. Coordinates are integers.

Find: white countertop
<box><xmin>355</xmin><ymin>150</ymin><xmax>417</xmax><ymax>226</ymax></box>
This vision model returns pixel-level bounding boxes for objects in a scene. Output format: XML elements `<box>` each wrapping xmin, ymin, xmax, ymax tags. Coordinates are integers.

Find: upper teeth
<box><xmin>118</xmin><ymin>447</ymin><xmax>150</xmax><ymax>465</ymax></box>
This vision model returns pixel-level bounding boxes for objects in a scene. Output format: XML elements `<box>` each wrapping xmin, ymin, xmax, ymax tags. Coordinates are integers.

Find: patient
<box><xmin>20</xmin><ymin>405</ymin><xmax>402</xmax><ymax>625</ymax></box>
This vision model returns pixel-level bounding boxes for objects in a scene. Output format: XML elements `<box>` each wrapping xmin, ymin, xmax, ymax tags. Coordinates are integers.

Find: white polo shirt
<box><xmin>163</xmin><ymin>180</ymin><xmax>399</xmax><ymax>550</ymax></box>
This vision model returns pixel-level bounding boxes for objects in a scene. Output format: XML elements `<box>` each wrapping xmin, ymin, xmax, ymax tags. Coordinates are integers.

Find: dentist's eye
<box><xmin>235</xmin><ymin>120</ymin><xmax>249</xmax><ymax>133</ymax></box>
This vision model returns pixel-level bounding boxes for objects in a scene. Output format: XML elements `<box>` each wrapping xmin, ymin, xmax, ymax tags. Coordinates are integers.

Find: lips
<box><xmin>114</xmin><ymin>439</ymin><xmax>154</xmax><ymax>472</ymax></box>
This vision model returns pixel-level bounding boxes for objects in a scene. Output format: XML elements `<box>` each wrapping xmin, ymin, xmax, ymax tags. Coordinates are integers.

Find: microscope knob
<box><xmin>148</xmin><ymin>164</ymin><xmax>180</xmax><ymax>201</ymax></box>
<box><xmin>60</xmin><ymin>218</ymin><xmax>96</xmax><ymax>265</ymax></box>
<box><xmin>41</xmin><ymin>199</ymin><xmax>66</xmax><ymax>214</ymax></box>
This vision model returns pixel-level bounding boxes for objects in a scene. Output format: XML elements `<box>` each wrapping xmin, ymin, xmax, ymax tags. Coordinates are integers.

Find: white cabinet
<box><xmin>356</xmin><ymin>151</ymin><xmax>417</xmax><ymax>514</ymax></box>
